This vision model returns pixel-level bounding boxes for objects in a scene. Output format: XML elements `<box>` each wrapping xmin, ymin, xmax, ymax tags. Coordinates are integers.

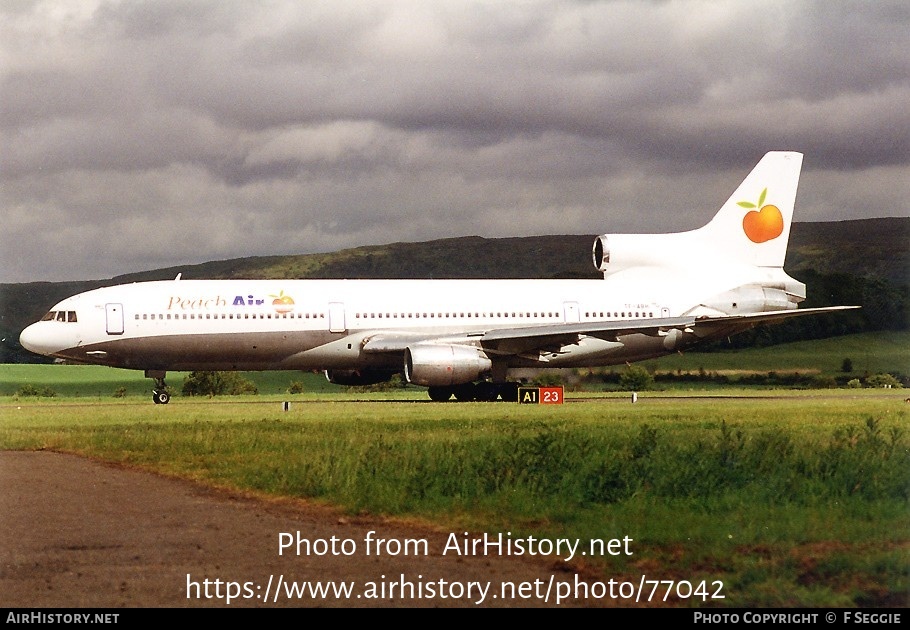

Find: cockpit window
<box><xmin>40</xmin><ymin>310</ymin><xmax>77</xmax><ymax>322</ymax></box>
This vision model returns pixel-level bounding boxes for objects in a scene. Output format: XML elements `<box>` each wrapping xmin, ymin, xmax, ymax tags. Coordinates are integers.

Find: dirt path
<box><xmin>0</xmin><ymin>451</ymin><xmax>599</xmax><ymax>608</ymax></box>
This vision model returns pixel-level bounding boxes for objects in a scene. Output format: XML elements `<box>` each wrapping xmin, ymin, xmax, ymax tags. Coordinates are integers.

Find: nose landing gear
<box><xmin>153</xmin><ymin>389</ymin><xmax>170</xmax><ymax>405</ymax></box>
<box><xmin>145</xmin><ymin>370</ymin><xmax>171</xmax><ymax>405</ymax></box>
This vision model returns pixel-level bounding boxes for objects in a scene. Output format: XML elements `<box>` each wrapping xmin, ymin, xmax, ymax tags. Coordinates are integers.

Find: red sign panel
<box><xmin>539</xmin><ymin>386</ymin><xmax>564</xmax><ymax>404</ymax></box>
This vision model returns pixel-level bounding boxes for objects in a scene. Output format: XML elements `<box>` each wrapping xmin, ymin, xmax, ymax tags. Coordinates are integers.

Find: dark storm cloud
<box><xmin>1</xmin><ymin>0</ymin><xmax>907</xmax><ymax>282</ymax></box>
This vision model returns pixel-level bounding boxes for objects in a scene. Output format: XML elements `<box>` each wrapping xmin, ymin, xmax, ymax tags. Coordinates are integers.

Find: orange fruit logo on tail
<box><xmin>737</xmin><ymin>187</ymin><xmax>783</xmax><ymax>243</ymax></box>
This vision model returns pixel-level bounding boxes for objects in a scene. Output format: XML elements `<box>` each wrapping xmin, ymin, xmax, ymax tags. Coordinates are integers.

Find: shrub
<box><xmin>182</xmin><ymin>371</ymin><xmax>258</xmax><ymax>396</ymax></box>
<box><xmin>16</xmin><ymin>384</ymin><xmax>56</xmax><ymax>398</ymax></box>
<box><xmin>288</xmin><ymin>381</ymin><xmax>305</xmax><ymax>394</ymax></box>
<box><xmin>810</xmin><ymin>375</ymin><xmax>838</xmax><ymax>389</ymax></box>
<box><xmin>865</xmin><ymin>373</ymin><xmax>902</xmax><ymax>389</ymax></box>
<box><xmin>619</xmin><ymin>365</ymin><xmax>654</xmax><ymax>391</ymax></box>
<box><xmin>534</xmin><ymin>371</ymin><xmax>564</xmax><ymax>387</ymax></box>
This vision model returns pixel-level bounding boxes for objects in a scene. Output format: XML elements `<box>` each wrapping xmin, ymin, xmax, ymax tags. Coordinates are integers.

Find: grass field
<box><xmin>1</xmin><ymin>365</ymin><xmax>908</xmax><ymax>608</ymax></box>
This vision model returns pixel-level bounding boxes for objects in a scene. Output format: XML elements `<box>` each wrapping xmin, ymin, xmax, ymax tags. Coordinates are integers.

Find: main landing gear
<box><xmin>427</xmin><ymin>381</ymin><xmax>521</xmax><ymax>402</ymax></box>
<box><xmin>145</xmin><ymin>370</ymin><xmax>171</xmax><ymax>405</ymax></box>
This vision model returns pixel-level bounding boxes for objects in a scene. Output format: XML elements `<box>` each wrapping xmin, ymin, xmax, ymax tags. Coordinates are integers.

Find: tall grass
<box><xmin>3</xmin><ymin>392</ymin><xmax>907</xmax><ymax>607</ymax></box>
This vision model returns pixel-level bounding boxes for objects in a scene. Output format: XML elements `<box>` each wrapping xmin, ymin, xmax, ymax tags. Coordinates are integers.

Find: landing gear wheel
<box><xmin>427</xmin><ymin>386</ymin><xmax>453</xmax><ymax>402</ymax></box>
<box><xmin>147</xmin><ymin>371</ymin><xmax>170</xmax><ymax>405</ymax></box>
<box><xmin>153</xmin><ymin>390</ymin><xmax>170</xmax><ymax>405</ymax></box>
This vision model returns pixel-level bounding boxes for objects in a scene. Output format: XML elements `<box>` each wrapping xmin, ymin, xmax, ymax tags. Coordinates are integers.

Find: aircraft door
<box><xmin>328</xmin><ymin>302</ymin><xmax>346</xmax><ymax>333</ymax></box>
<box><xmin>105</xmin><ymin>303</ymin><xmax>124</xmax><ymax>335</ymax></box>
<box><xmin>563</xmin><ymin>301</ymin><xmax>580</xmax><ymax>323</ymax></box>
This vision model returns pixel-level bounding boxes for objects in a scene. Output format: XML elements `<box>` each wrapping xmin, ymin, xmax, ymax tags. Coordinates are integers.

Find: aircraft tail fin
<box><xmin>695</xmin><ymin>151</ymin><xmax>803</xmax><ymax>268</ymax></box>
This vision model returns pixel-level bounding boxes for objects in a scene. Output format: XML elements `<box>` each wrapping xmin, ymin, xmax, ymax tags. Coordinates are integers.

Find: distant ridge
<box><xmin>96</xmin><ymin>216</ymin><xmax>910</xmax><ymax>284</ymax></box>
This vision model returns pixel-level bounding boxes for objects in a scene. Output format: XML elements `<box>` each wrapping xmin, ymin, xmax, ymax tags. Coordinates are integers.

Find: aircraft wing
<box><xmin>360</xmin><ymin>306</ymin><xmax>860</xmax><ymax>358</ymax></box>
<box><xmin>481</xmin><ymin>306</ymin><xmax>860</xmax><ymax>355</ymax></box>
<box><xmin>360</xmin><ymin>317</ymin><xmax>697</xmax><ymax>357</ymax></box>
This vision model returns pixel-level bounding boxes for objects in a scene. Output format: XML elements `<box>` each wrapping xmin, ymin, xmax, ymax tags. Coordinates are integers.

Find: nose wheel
<box><xmin>146</xmin><ymin>370</ymin><xmax>171</xmax><ymax>405</ymax></box>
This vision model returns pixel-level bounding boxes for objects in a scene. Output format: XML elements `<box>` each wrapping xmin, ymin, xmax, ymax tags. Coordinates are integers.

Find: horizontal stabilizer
<box><xmin>693</xmin><ymin>305</ymin><xmax>861</xmax><ymax>326</ymax></box>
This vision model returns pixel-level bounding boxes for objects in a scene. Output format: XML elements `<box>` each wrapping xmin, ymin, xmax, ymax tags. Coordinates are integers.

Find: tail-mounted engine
<box><xmin>592</xmin><ymin>235</ymin><xmax>610</xmax><ymax>271</ymax></box>
<box><xmin>592</xmin><ymin>233</ymin><xmax>686</xmax><ymax>277</ymax></box>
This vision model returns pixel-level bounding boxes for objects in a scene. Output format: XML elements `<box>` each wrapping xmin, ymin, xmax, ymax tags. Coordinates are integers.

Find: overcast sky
<box><xmin>2</xmin><ymin>0</ymin><xmax>908</xmax><ymax>283</ymax></box>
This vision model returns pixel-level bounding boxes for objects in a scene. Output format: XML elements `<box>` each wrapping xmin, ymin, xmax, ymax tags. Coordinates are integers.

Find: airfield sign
<box><xmin>517</xmin><ymin>386</ymin><xmax>564</xmax><ymax>405</ymax></box>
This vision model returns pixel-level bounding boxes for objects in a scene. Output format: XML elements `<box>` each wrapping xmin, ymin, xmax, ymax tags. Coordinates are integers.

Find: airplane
<box><xmin>19</xmin><ymin>151</ymin><xmax>858</xmax><ymax>404</ymax></box>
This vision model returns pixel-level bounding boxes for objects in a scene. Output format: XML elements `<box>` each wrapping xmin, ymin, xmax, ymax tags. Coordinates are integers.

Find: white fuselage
<box><xmin>18</xmin><ymin>265</ymin><xmax>794</xmax><ymax>375</ymax></box>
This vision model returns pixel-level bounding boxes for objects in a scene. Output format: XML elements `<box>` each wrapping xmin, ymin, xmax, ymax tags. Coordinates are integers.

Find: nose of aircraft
<box><xmin>19</xmin><ymin>322</ymin><xmax>65</xmax><ymax>357</ymax></box>
<box><xmin>19</xmin><ymin>323</ymin><xmax>44</xmax><ymax>355</ymax></box>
